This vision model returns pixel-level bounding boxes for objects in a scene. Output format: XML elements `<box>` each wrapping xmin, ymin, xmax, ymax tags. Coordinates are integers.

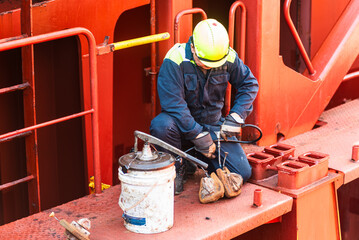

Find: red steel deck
<box><xmin>0</xmin><ymin>175</ymin><xmax>292</xmax><ymax>239</ymax></box>
<box><xmin>1</xmin><ymin>99</ymin><xmax>359</xmax><ymax>239</ymax></box>
<box><xmin>283</xmin><ymin>99</ymin><xmax>359</xmax><ymax>184</ymax></box>
<box><xmin>243</xmin><ymin>99</ymin><xmax>359</xmax><ymax>185</ymax></box>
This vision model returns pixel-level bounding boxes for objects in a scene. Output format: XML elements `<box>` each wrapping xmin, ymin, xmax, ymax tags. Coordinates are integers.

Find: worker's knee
<box><xmin>150</xmin><ymin>112</ymin><xmax>181</xmax><ymax>144</ymax></box>
<box><xmin>150</xmin><ymin>113</ymin><xmax>174</xmax><ymax>138</ymax></box>
<box><xmin>226</xmin><ymin>154</ymin><xmax>252</xmax><ymax>183</ymax></box>
<box><xmin>150</xmin><ymin>113</ymin><xmax>182</xmax><ymax>152</ymax></box>
<box><xmin>220</xmin><ymin>143</ymin><xmax>252</xmax><ymax>182</ymax></box>
<box><xmin>239</xmin><ymin>160</ymin><xmax>252</xmax><ymax>183</ymax></box>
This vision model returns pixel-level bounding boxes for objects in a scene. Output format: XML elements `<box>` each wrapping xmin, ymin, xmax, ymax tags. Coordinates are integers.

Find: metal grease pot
<box><xmin>118</xmin><ymin>130</ymin><xmax>207</xmax><ymax>234</ymax></box>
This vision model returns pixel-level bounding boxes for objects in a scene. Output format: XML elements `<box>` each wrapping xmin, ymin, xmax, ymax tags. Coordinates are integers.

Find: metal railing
<box><xmin>284</xmin><ymin>0</ymin><xmax>315</xmax><ymax>75</ymax></box>
<box><xmin>174</xmin><ymin>8</ymin><xmax>207</xmax><ymax>44</ymax></box>
<box><xmin>344</xmin><ymin>71</ymin><xmax>359</xmax><ymax>82</ymax></box>
<box><xmin>225</xmin><ymin>1</ymin><xmax>247</xmax><ymax>115</ymax></box>
<box><xmin>0</xmin><ymin>27</ymin><xmax>102</xmax><ymax>194</ymax></box>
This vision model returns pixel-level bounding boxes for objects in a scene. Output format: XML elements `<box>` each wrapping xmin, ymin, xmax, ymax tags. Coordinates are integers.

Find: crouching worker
<box><xmin>150</xmin><ymin>19</ymin><xmax>258</xmax><ymax>196</ymax></box>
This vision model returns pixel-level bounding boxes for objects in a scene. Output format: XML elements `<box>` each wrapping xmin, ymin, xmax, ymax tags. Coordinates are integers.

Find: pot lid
<box><xmin>119</xmin><ymin>151</ymin><xmax>175</xmax><ymax>171</ymax></box>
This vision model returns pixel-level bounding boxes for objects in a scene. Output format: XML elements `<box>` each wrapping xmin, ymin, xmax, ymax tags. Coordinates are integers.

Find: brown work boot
<box><xmin>216</xmin><ymin>167</ymin><xmax>243</xmax><ymax>198</ymax></box>
<box><xmin>199</xmin><ymin>172</ymin><xmax>224</xmax><ymax>203</ymax></box>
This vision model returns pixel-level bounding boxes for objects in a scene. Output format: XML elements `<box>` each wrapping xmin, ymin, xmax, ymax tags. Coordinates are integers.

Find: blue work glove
<box><xmin>191</xmin><ymin>132</ymin><xmax>216</xmax><ymax>159</ymax></box>
<box><xmin>220</xmin><ymin>113</ymin><xmax>244</xmax><ymax>141</ymax></box>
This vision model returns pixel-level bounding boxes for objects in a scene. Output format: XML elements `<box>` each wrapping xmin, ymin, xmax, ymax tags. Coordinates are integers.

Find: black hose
<box><xmin>225</xmin><ymin>124</ymin><xmax>263</xmax><ymax>144</ymax></box>
<box><xmin>181</xmin><ymin>124</ymin><xmax>263</xmax><ymax>158</ymax></box>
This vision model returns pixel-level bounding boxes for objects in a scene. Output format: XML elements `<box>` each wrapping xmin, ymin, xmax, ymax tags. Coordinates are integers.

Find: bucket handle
<box><xmin>118</xmin><ymin>168</ymin><xmax>159</xmax><ymax>213</ymax></box>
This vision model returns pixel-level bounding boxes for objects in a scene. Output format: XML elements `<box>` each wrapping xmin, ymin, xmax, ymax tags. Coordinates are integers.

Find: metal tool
<box><xmin>133</xmin><ymin>130</ymin><xmax>208</xmax><ymax>169</ymax></box>
<box><xmin>223</xmin><ymin>152</ymin><xmax>228</xmax><ymax>167</ymax></box>
<box><xmin>216</xmin><ymin>131</ymin><xmax>222</xmax><ymax>169</ymax></box>
<box><xmin>200</xmin><ymin>166</ymin><xmax>210</xmax><ymax>178</ymax></box>
<box><xmin>49</xmin><ymin>212</ymin><xmax>90</xmax><ymax>240</ymax></box>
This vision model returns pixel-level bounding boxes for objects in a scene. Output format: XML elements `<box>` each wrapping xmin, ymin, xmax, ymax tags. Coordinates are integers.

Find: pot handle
<box><xmin>134</xmin><ymin>130</ymin><xmax>208</xmax><ymax>169</ymax></box>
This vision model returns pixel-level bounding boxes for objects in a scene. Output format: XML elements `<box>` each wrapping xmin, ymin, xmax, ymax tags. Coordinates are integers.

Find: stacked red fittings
<box><xmin>277</xmin><ymin>151</ymin><xmax>329</xmax><ymax>189</ymax></box>
<box><xmin>247</xmin><ymin>143</ymin><xmax>295</xmax><ymax>181</ymax></box>
<box><xmin>247</xmin><ymin>143</ymin><xmax>329</xmax><ymax>190</ymax></box>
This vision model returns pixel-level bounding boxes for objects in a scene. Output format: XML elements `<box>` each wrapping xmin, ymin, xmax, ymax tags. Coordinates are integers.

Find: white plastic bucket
<box><xmin>118</xmin><ymin>165</ymin><xmax>176</xmax><ymax>234</ymax></box>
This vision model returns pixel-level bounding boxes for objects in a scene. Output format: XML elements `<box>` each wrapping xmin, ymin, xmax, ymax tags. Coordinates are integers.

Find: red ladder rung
<box><xmin>0</xmin><ymin>82</ymin><xmax>30</xmax><ymax>95</ymax></box>
<box><xmin>0</xmin><ymin>175</ymin><xmax>35</xmax><ymax>191</ymax></box>
<box><xmin>0</xmin><ymin>34</ymin><xmax>27</xmax><ymax>44</ymax></box>
<box><xmin>0</xmin><ymin>130</ymin><xmax>32</xmax><ymax>143</ymax></box>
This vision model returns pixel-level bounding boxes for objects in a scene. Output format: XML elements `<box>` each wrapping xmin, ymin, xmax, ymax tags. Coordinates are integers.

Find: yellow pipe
<box><xmin>112</xmin><ymin>32</ymin><xmax>170</xmax><ymax>51</ymax></box>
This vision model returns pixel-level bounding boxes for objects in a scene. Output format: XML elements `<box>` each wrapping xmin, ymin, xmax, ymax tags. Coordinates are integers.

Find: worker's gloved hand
<box><xmin>220</xmin><ymin>113</ymin><xmax>244</xmax><ymax>141</ymax></box>
<box><xmin>192</xmin><ymin>131</ymin><xmax>216</xmax><ymax>159</ymax></box>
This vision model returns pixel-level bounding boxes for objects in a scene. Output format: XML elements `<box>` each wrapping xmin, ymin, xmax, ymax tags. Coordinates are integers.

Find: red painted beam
<box><xmin>242</xmin><ymin>0</ymin><xmax>359</xmax><ymax>145</ymax></box>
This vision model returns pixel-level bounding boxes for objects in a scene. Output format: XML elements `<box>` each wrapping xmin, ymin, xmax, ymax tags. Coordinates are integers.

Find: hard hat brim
<box><xmin>198</xmin><ymin>56</ymin><xmax>228</xmax><ymax>68</ymax></box>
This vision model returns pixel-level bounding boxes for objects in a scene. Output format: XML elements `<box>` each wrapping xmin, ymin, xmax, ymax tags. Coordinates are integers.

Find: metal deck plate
<box><xmin>0</xmin><ymin>172</ymin><xmax>292</xmax><ymax>240</ymax></box>
<box><xmin>5</xmin><ymin>94</ymin><xmax>359</xmax><ymax>239</ymax></box>
<box><xmin>250</xmin><ymin>171</ymin><xmax>342</xmax><ymax>199</ymax></box>
<box><xmin>243</xmin><ymin>99</ymin><xmax>359</xmax><ymax>185</ymax></box>
<box><xmin>283</xmin><ymin>99</ymin><xmax>359</xmax><ymax>184</ymax></box>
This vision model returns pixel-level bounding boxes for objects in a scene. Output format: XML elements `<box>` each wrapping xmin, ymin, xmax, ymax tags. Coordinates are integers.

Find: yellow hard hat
<box><xmin>192</xmin><ymin>19</ymin><xmax>230</xmax><ymax>68</ymax></box>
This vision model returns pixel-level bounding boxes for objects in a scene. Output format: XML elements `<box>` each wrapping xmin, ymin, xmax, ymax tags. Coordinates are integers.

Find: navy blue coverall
<box><xmin>150</xmin><ymin>38</ymin><xmax>258</xmax><ymax>182</ymax></box>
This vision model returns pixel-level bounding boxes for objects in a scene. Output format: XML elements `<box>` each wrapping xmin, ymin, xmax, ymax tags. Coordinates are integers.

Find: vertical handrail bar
<box><xmin>174</xmin><ymin>8</ymin><xmax>207</xmax><ymax>44</ymax></box>
<box><xmin>150</xmin><ymin>0</ymin><xmax>157</xmax><ymax>119</ymax></box>
<box><xmin>225</xmin><ymin>1</ymin><xmax>247</xmax><ymax>115</ymax></box>
<box><xmin>0</xmin><ymin>27</ymin><xmax>102</xmax><ymax>194</ymax></box>
<box><xmin>229</xmin><ymin>1</ymin><xmax>246</xmax><ymax>61</ymax></box>
<box><xmin>284</xmin><ymin>0</ymin><xmax>315</xmax><ymax>75</ymax></box>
